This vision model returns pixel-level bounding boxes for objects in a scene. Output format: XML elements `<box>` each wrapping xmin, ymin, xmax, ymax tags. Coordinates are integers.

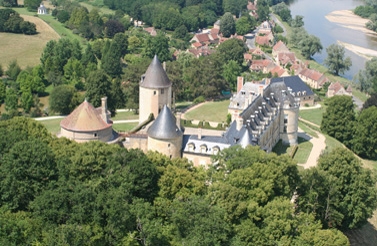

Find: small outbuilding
<box><xmin>38</xmin><ymin>3</ymin><xmax>48</xmax><ymax>15</ymax></box>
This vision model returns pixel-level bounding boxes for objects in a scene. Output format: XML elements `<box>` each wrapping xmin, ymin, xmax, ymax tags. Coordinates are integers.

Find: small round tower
<box><xmin>139</xmin><ymin>55</ymin><xmax>172</xmax><ymax>124</ymax></box>
<box><xmin>147</xmin><ymin>105</ymin><xmax>182</xmax><ymax>158</ymax></box>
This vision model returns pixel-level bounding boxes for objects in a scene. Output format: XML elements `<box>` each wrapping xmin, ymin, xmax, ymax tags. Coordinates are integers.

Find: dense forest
<box><xmin>0</xmin><ymin>116</ymin><xmax>376</xmax><ymax>245</ymax></box>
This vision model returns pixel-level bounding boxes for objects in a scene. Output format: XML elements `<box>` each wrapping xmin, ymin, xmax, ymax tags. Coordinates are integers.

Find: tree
<box><xmin>272</xmin><ymin>2</ymin><xmax>291</xmax><ymax>22</ymax></box>
<box><xmin>321</xmin><ymin>95</ymin><xmax>355</xmax><ymax>146</ymax></box>
<box><xmin>101</xmin><ymin>42</ymin><xmax>123</xmax><ymax>78</ymax></box>
<box><xmin>256</xmin><ymin>0</ymin><xmax>270</xmax><ymax>21</ymax></box>
<box><xmin>0</xmin><ymin>138</ymin><xmax>57</xmax><ymax>211</ymax></box>
<box><xmin>217</xmin><ymin>38</ymin><xmax>247</xmax><ymax>65</ymax></box>
<box><xmin>223</xmin><ymin>60</ymin><xmax>242</xmax><ymax>90</ymax></box>
<box><xmin>0</xmin><ymin>80</ymin><xmax>6</xmax><ymax>103</ymax></box>
<box><xmin>24</xmin><ymin>0</ymin><xmax>40</xmax><ymax>11</ymax></box>
<box><xmin>352</xmin><ymin>106</ymin><xmax>377</xmax><ymax>159</ymax></box>
<box><xmin>291</xmin><ymin>15</ymin><xmax>304</xmax><ymax>27</ymax></box>
<box><xmin>67</xmin><ymin>6</ymin><xmax>88</xmax><ymax>29</ymax></box>
<box><xmin>324</xmin><ymin>44</ymin><xmax>352</xmax><ymax>75</ymax></box>
<box><xmin>223</xmin><ymin>0</ymin><xmax>248</xmax><ymax>16</ymax></box>
<box><xmin>354</xmin><ymin>57</ymin><xmax>377</xmax><ymax>93</ymax></box>
<box><xmin>142</xmin><ymin>33</ymin><xmax>171</xmax><ymax>62</ymax></box>
<box><xmin>236</xmin><ymin>16</ymin><xmax>251</xmax><ymax>35</ymax></box>
<box><xmin>49</xmin><ymin>85</ymin><xmax>81</xmax><ymax>115</ymax></box>
<box><xmin>85</xmin><ymin>69</ymin><xmax>116</xmax><ymax>115</ymax></box>
<box><xmin>362</xmin><ymin>92</ymin><xmax>377</xmax><ymax>109</ymax></box>
<box><xmin>104</xmin><ymin>19</ymin><xmax>125</xmax><ymax>38</ymax></box>
<box><xmin>220</xmin><ymin>12</ymin><xmax>236</xmax><ymax>37</ymax></box>
<box><xmin>299</xmin><ymin>34</ymin><xmax>323</xmax><ymax>59</ymax></box>
<box><xmin>298</xmin><ymin>148</ymin><xmax>377</xmax><ymax>229</ymax></box>
<box><xmin>6</xmin><ymin>60</ymin><xmax>21</xmax><ymax>80</ymax></box>
<box><xmin>4</xmin><ymin>87</ymin><xmax>18</xmax><ymax>112</ymax></box>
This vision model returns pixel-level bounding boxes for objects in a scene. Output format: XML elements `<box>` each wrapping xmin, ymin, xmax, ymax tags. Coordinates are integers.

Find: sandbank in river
<box><xmin>325</xmin><ymin>10</ymin><xmax>377</xmax><ymax>59</ymax></box>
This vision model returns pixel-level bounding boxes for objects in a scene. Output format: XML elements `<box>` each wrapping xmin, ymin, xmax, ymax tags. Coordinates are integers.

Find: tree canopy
<box><xmin>324</xmin><ymin>44</ymin><xmax>352</xmax><ymax>75</ymax></box>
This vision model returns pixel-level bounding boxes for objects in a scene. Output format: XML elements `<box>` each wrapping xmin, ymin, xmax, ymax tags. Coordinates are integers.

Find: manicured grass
<box><xmin>184</xmin><ymin>100</ymin><xmax>229</xmax><ymax>122</ymax></box>
<box><xmin>39</xmin><ymin>118</ymin><xmax>62</xmax><ymax>134</ymax></box>
<box><xmin>273</xmin><ymin>137</ymin><xmax>312</xmax><ymax>164</ymax></box>
<box><xmin>298</xmin><ymin>121</ymin><xmax>318</xmax><ymax>138</ymax></box>
<box><xmin>80</xmin><ymin>2</ymin><xmax>115</xmax><ymax>15</ymax></box>
<box><xmin>112</xmin><ymin>111</ymin><xmax>139</xmax><ymax>121</ymax></box>
<box><xmin>176</xmin><ymin>101</ymin><xmax>193</xmax><ymax>111</ymax></box>
<box><xmin>112</xmin><ymin>123</ymin><xmax>138</xmax><ymax>132</ymax></box>
<box><xmin>294</xmin><ymin>137</ymin><xmax>313</xmax><ymax>164</ymax></box>
<box><xmin>299</xmin><ymin>107</ymin><xmax>324</xmax><ymax>126</ymax></box>
<box><xmin>324</xmin><ymin>134</ymin><xmax>344</xmax><ymax>153</ymax></box>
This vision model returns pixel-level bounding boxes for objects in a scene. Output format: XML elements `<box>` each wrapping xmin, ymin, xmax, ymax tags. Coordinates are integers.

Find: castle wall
<box><xmin>182</xmin><ymin>153</ymin><xmax>212</xmax><ymax>167</ymax></box>
<box><xmin>147</xmin><ymin>135</ymin><xmax>182</xmax><ymax>159</ymax></box>
<box><xmin>139</xmin><ymin>87</ymin><xmax>171</xmax><ymax>123</ymax></box>
<box><xmin>60</xmin><ymin>127</ymin><xmax>113</xmax><ymax>143</ymax></box>
<box><xmin>122</xmin><ymin>136</ymin><xmax>148</xmax><ymax>152</ymax></box>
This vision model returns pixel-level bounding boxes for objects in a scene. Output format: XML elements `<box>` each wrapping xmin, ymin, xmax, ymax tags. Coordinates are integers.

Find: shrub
<box><xmin>193</xmin><ymin>96</ymin><xmax>205</xmax><ymax>104</ymax></box>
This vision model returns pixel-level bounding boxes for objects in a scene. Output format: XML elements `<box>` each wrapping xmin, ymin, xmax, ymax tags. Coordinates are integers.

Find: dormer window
<box><xmin>200</xmin><ymin>144</ymin><xmax>207</xmax><ymax>153</ymax></box>
<box><xmin>188</xmin><ymin>143</ymin><xmax>195</xmax><ymax>152</ymax></box>
<box><xmin>213</xmin><ymin>146</ymin><xmax>220</xmax><ymax>155</ymax></box>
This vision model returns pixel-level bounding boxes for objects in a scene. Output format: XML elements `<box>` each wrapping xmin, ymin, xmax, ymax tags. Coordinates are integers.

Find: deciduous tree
<box><xmin>324</xmin><ymin>44</ymin><xmax>352</xmax><ymax>75</ymax></box>
<box><xmin>220</xmin><ymin>12</ymin><xmax>236</xmax><ymax>37</ymax></box>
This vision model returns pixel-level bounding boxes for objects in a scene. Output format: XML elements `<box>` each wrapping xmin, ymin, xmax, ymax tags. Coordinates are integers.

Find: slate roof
<box><xmin>147</xmin><ymin>105</ymin><xmax>182</xmax><ymax>140</ymax></box>
<box><xmin>270</xmin><ymin>76</ymin><xmax>314</xmax><ymax>96</ymax></box>
<box><xmin>140</xmin><ymin>55</ymin><xmax>172</xmax><ymax>89</ymax></box>
<box><xmin>60</xmin><ymin>100</ymin><xmax>112</xmax><ymax>132</ymax></box>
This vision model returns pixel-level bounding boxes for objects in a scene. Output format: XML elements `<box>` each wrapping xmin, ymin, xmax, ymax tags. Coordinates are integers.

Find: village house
<box><xmin>298</xmin><ymin>68</ymin><xmax>329</xmax><ymax>89</ymax></box>
<box><xmin>326</xmin><ymin>82</ymin><xmax>352</xmax><ymax>97</ymax></box>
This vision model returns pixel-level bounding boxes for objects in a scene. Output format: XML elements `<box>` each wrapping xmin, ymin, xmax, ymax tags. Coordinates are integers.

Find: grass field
<box><xmin>112</xmin><ymin>123</ymin><xmax>138</xmax><ymax>132</ymax></box>
<box><xmin>298</xmin><ymin>121</ymin><xmax>319</xmax><ymax>138</ymax></box>
<box><xmin>39</xmin><ymin>118</ymin><xmax>62</xmax><ymax>134</ymax></box>
<box><xmin>273</xmin><ymin>137</ymin><xmax>312</xmax><ymax>164</ymax></box>
<box><xmin>294</xmin><ymin>137</ymin><xmax>313</xmax><ymax>164</ymax></box>
<box><xmin>112</xmin><ymin>111</ymin><xmax>139</xmax><ymax>121</ymax></box>
<box><xmin>299</xmin><ymin>107</ymin><xmax>324</xmax><ymax>126</ymax></box>
<box><xmin>80</xmin><ymin>2</ymin><xmax>115</xmax><ymax>15</ymax></box>
<box><xmin>184</xmin><ymin>100</ymin><xmax>229</xmax><ymax>122</ymax></box>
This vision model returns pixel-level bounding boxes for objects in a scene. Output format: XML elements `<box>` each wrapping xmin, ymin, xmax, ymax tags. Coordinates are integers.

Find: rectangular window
<box><xmin>284</xmin><ymin>114</ymin><xmax>288</xmax><ymax>124</ymax></box>
<box><xmin>154</xmin><ymin>91</ymin><xmax>156</xmax><ymax>95</ymax></box>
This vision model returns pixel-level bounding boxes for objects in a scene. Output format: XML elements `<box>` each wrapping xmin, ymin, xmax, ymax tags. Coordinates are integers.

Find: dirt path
<box><xmin>297</xmin><ymin>128</ymin><xmax>326</xmax><ymax>169</ymax></box>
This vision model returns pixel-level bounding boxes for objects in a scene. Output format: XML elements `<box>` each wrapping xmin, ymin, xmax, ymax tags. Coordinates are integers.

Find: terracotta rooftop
<box><xmin>60</xmin><ymin>100</ymin><xmax>112</xmax><ymax>132</ymax></box>
<box><xmin>195</xmin><ymin>33</ymin><xmax>211</xmax><ymax>43</ymax></box>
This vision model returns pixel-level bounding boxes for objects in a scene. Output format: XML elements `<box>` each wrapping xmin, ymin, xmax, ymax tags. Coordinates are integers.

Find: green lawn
<box><xmin>294</xmin><ymin>137</ymin><xmax>313</xmax><ymax>164</ymax></box>
<box><xmin>112</xmin><ymin>123</ymin><xmax>138</xmax><ymax>132</ymax></box>
<box><xmin>273</xmin><ymin>137</ymin><xmax>312</xmax><ymax>164</ymax></box>
<box><xmin>184</xmin><ymin>100</ymin><xmax>229</xmax><ymax>122</ymax></box>
<box><xmin>299</xmin><ymin>107</ymin><xmax>324</xmax><ymax>126</ymax></box>
<box><xmin>38</xmin><ymin>15</ymin><xmax>84</xmax><ymax>43</ymax></box>
<box><xmin>298</xmin><ymin>121</ymin><xmax>318</xmax><ymax>138</ymax></box>
<box><xmin>176</xmin><ymin>101</ymin><xmax>193</xmax><ymax>111</ymax></box>
<box><xmin>39</xmin><ymin>118</ymin><xmax>63</xmax><ymax>134</ymax></box>
<box><xmin>324</xmin><ymin>134</ymin><xmax>345</xmax><ymax>153</ymax></box>
<box><xmin>80</xmin><ymin>2</ymin><xmax>115</xmax><ymax>15</ymax></box>
<box><xmin>112</xmin><ymin>111</ymin><xmax>139</xmax><ymax>121</ymax></box>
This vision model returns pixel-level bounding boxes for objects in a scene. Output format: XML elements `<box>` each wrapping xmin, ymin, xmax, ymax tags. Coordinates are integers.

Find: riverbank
<box><xmin>326</xmin><ymin>10</ymin><xmax>377</xmax><ymax>60</ymax></box>
<box><xmin>325</xmin><ymin>10</ymin><xmax>372</xmax><ymax>34</ymax></box>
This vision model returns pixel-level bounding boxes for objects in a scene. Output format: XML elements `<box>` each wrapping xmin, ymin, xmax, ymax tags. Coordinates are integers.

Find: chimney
<box><xmin>237</xmin><ymin>76</ymin><xmax>244</xmax><ymax>93</ymax></box>
<box><xmin>101</xmin><ymin>97</ymin><xmax>108</xmax><ymax>123</ymax></box>
<box><xmin>258</xmin><ymin>85</ymin><xmax>264</xmax><ymax>96</ymax></box>
<box><xmin>236</xmin><ymin>115</ymin><xmax>243</xmax><ymax>131</ymax></box>
<box><xmin>198</xmin><ymin>127</ymin><xmax>202</xmax><ymax>140</ymax></box>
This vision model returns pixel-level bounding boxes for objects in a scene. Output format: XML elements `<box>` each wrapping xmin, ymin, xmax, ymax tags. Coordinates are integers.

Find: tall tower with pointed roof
<box><xmin>139</xmin><ymin>55</ymin><xmax>172</xmax><ymax>124</ymax></box>
<box><xmin>147</xmin><ymin>105</ymin><xmax>183</xmax><ymax>158</ymax></box>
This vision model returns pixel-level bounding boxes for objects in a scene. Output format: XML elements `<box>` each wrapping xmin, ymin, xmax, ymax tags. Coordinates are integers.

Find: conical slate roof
<box><xmin>140</xmin><ymin>55</ymin><xmax>171</xmax><ymax>89</ymax></box>
<box><xmin>147</xmin><ymin>105</ymin><xmax>182</xmax><ymax>140</ymax></box>
<box><xmin>238</xmin><ymin>128</ymin><xmax>253</xmax><ymax>148</ymax></box>
<box><xmin>60</xmin><ymin>99</ymin><xmax>111</xmax><ymax>131</ymax></box>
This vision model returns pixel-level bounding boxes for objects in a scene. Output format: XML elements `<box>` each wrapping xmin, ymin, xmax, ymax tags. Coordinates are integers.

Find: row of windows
<box><xmin>153</xmin><ymin>89</ymin><xmax>165</xmax><ymax>95</ymax></box>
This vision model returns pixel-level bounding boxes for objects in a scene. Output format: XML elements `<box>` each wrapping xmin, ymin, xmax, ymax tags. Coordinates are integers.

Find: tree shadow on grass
<box><xmin>345</xmin><ymin>221</ymin><xmax>377</xmax><ymax>246</ymax></box>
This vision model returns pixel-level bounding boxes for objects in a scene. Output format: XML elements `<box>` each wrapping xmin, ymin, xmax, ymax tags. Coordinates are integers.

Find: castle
<box><xmin>61</xmin><ymin>55</ymin><xmax>302</xmax><ymax>166</ymax></box>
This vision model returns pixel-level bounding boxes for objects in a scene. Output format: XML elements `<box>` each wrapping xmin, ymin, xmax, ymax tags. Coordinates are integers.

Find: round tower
<box><xmin>139</xmin><ymin>55</ymin><xmax>172</xmax><ymax>124</ymax></box>
<box><xmin>147</xmin><ymin>105</ymin><xmax>182</xmax><ymax>158</ymax></box>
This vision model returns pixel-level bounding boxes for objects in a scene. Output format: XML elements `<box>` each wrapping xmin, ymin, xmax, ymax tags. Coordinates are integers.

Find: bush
<box><xmin>193</xmin><ymin>96</ymin><xmax>205</xmax><ymax>104</ymax></box>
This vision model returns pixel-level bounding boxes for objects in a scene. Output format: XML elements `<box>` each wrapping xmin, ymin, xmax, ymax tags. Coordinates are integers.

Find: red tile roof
<box><xmin>60</xmin><ymin>100</ymin><xmax>111</xmax><ymax>131</ymax></box>
<box><xmin>195</xmin><ymin>33</ymin><xmax>211</xmax><ymax>43</ymax></box>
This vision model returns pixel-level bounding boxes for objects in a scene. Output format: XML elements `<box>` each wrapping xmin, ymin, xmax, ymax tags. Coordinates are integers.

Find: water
<box><xmin>288</xmin><ymin>0</ymin><xmax>377</xmax><ymax>80</ymax></box>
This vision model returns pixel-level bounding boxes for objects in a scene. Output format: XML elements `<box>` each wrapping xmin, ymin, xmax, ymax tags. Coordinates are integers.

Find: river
<box><xmin>289</xmin><ymin>0</ymin><xmax>377</xmax><ymax>80</ymax></box>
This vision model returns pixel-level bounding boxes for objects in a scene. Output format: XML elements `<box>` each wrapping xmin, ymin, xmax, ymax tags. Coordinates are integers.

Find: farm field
<box><xmin>0</xmin><ymin>14</ymin><xmax>60</xmax><ymax>69</ymax></box>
